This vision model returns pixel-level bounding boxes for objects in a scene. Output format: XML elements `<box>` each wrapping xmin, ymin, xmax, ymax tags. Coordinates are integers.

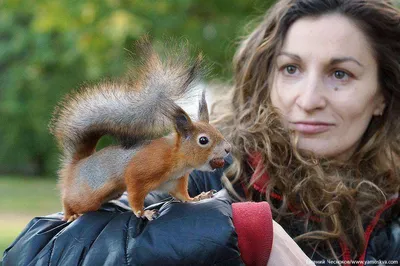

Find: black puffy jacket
<box><xmin>2</xmin><ymin>158</ymin><xmax>400</xmax><ymax>265</ymax></box>
<box><xmin>2</xmin><ymin>159</ymin><xmax>249</xmax><ymax>266</ymax></box>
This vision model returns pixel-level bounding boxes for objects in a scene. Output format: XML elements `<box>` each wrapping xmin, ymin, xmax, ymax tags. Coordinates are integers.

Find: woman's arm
<box><xmin>268</xmin><ymin>221</ymin><xmax>315</xmax><ymax>266</ymax></box>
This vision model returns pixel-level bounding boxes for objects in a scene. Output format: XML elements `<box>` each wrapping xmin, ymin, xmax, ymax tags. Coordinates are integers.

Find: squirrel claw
<box><xmin>65</xmin><ymin>214</ymin><xmax>81</xmax><ymax>222</ymax></box>
<box><xmin>134</xmin><ymin>210</ymin><xmax>158</xmax><ymax>221</ymax></box>
<box><xmin>193</xmin><ymin>190</ymin><xmax>215</xmax><ymax>201</ymax></box>
<box><xmin>143</xmin><ymin>210</ymin><xmax>158</xmax><ymax>221</ymax></box>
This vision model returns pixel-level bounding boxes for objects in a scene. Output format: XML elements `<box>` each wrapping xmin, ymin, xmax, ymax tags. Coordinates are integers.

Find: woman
<box><xmin>217</xmin><ymin>0</ymin><xmax>400</xmax><ymax>263</ymax></box>
<box><xmin>3</xmin><ymin>0</ymin><xmax>399</xmax><ymax>265</ymax></box>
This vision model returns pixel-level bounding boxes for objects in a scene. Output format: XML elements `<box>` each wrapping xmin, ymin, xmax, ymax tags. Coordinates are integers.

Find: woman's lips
<box><xmin>291</xmin><ymin>122</ymin><xmax>334</xmax><ymax>134</ymax></box>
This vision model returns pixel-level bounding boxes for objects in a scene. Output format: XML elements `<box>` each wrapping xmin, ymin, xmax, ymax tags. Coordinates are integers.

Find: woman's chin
<box><xmin>296</xmin><ymin>141</ymin><xmax>339</xmax><ymax>159</ymax></box>
<box><xmin>296</xmin><ymin>143</ymin><xmax>353</xmax><ymax>161</ymax></box>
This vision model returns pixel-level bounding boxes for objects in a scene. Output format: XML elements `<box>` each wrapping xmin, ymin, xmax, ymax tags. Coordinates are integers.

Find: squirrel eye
<box><xmin>199</xmin><ymin>136</ymin><xmax>209</xmax><ymax>145</ymax></box>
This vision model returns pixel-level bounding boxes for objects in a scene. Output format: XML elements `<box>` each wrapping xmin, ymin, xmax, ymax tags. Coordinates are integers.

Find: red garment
<box><xmin>231</xmin><ymin>153</ymin><xmax>273</xmax><ymax>265</ymax></box>
<box><xmin>248</xmin><ymin>153</ymin><xmax>270</xmax><ymax>193</ymax></box>
<box><xmin>232</xmin><ymin>202</ymin><xmax>273</xmax><ymax>266</ymax></box>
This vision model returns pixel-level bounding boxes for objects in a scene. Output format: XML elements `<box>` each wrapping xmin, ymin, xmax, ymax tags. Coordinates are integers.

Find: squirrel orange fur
<box><xmin>50</xmin><ymin>41</ymin><xmax>231</xmax><ymax>221</ymax></box>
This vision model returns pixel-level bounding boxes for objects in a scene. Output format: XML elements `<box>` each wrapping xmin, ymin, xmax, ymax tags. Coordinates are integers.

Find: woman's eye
<box><xmin>333</xmin><ymin>70</ymin><xmax>348</xmax><ymax>80</ymax></box>
<box><xmin>285</xmin><ymin>65</ymin><xmax>298</xmax><ymax>74</ymax></box>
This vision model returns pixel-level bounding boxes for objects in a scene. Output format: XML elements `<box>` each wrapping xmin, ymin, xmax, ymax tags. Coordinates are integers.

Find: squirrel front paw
<box><xmin>134</xmin><ymin>209</ymin><xmax>159</xmax><ymax>221</ymax></box>
<box><xmin>192</xmin><ymin>190</ymin><xmax>216</xmax><ymax>201</ymax></box>
<box><xmin>170</xmin><ymin>190</ymin><xmax>215</xmax><ymax>203</ymax></box>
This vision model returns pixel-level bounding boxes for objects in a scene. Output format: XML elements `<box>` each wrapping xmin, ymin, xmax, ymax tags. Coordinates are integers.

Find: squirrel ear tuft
<box><xmin>198</xmin><ymin>89</ymin><xmax>209</xmax><ymax>123</ymax></box>
<box><xmin>174</xmin><ymin>109</ymin><xmax>194</xmax><ymax>139</ymax></box>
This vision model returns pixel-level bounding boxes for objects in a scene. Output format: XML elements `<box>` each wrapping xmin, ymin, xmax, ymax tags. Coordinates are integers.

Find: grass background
<box><xmin>0</xmin><ymin>176</ymin><xmax>60</xmax><ymax>255</ymax></box>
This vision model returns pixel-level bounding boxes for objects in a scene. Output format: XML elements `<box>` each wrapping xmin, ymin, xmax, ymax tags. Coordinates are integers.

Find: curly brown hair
<box><xmin>214</xmin><ymin>0</ymin><xmax>400</xmax><ymax>259</ymax></box>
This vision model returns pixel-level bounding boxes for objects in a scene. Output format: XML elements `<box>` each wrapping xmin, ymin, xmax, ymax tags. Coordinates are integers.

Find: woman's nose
<box><xmin>295</xmin><ymin>75</ymin><xmax>327</xmax><ymax>112</ymax></box>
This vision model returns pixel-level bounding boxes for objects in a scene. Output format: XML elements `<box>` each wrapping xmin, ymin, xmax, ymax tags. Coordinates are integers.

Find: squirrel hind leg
<box><xmin>66</xmin><ymin>214</ymin><xmax>81</xmax><ymax>222</ymax></box>
<box><xmin>61</xmin><ymin>179</ymin><xmax>126</xmax><ymax>221</ymax></box>
<box><xmin>61</xmin><ymin>190</ymin><xmax>103</xmax><ymax>221</ymax></box>
<box><xmin>62</xmin><ymin>197</ymin><xmax>103</xmax><ymax>222</ymax></box>
<box><xmin>62</xmin><ymin>202</ymin><xmax>78</xmax><ymax>222</ymax></box>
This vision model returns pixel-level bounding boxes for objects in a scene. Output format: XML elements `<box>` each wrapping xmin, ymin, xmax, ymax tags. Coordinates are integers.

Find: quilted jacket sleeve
<box><xmin>2</xmin><ymin>189</ymin><xmax>243</xmax><ymax>266</ymax></box>
<box><xmin>2</xmin><ymin>156</ymin><xmax>245</xmax><ymax>266</ymax></box>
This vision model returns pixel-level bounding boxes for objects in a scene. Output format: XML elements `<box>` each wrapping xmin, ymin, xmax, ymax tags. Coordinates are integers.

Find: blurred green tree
<box><xmin>0</xmin><ymin>0</ymin><xmax>274</xmax><ymax>176</ymax></box>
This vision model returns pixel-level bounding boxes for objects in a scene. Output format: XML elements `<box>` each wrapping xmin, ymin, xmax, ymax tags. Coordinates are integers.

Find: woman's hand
<box><xmin>268</xmin><ymin>220</ymin><xmax>315</xmax><ymax>266</ymax></box>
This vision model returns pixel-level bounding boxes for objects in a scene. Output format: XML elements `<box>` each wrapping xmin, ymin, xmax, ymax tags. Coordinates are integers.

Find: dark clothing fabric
<box><xmin>3</xmin><ymin>191</ymin><xmax>243</xmax><ymax>266</ymax></box>
<box><xmin>3</xmin><ymin>190</ymin><xmax>242</xmax><ymax>266</ymax></box>
<box><xmin>2</xmin><ymin>157</ymin><xmax>246</xmax><ymax>266</ymax></box>
<box><xmin>364</xmin><ymin>201</ymin><xmax>400</xmax><ymax>263</ymax></box>
<box><xmin>3</xmin><ymin>153</ymin><xmax>400</xmax><ymax>265</ymax></box>
<box><xmin>274</xmin><ymin>199</ymin><xmax>400</xmax><ymax>265</ymax></box>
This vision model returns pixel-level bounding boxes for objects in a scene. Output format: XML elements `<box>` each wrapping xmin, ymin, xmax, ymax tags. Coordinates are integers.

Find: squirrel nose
<box><xmin>224</xmin><ymin>143</ymin><xmax>231</xmax><ymax>155</ymax></box>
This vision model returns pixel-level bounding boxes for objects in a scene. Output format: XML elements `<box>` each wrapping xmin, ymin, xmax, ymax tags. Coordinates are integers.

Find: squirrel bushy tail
<box><xmin>50</xmin><ymin>40</ymin><xmax>203</xmax><ymax>164</ymax></box>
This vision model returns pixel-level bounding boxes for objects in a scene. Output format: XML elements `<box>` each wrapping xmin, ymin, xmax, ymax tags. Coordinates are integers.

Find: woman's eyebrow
<box><xmin>330</xmin><ymin>57</ymin><xmax>364</xmax><ymax>67</ymax></box>
<box><xmin>278</xmin><ymin>52</ymin><xmax>364</xmax><ymax>68</ymax></box>
<box><xmin>277</xmin><ymin>51</ymin><xmax>301</xmax><ymax>61</ymax></box>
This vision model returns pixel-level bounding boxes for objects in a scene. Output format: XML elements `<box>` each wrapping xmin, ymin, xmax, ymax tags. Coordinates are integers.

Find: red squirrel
<box><xmin>50</xmin><ymin>41</ymin><xmax>231</xmax><ymax>221</ymax></box>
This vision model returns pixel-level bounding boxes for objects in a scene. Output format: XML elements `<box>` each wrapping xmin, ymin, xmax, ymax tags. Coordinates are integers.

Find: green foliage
<box><xmin>0</xmin><ymin>0</ymin><xmax>274</xmax><ymax>176</ymax></box>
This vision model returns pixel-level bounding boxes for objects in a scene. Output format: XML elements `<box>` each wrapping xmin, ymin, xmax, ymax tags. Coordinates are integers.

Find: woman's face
<box><xmin>270</xmin><ymin>14</ymin><xmax>386</xmax><ymax>160</ymax></box>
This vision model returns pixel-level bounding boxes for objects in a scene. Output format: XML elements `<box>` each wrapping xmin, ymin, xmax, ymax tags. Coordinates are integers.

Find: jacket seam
<box><xmin>125</xmin><ymin>214</ymin><xmax>132</xmax><ymax>266</ymax></box>
<box><xmin>47</xmin><ymin>237</ymin><xmax>56</xmax><ymax>266</ymax></box>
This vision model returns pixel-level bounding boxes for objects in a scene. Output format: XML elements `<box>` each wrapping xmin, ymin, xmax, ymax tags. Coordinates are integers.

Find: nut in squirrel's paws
<box><xmin>134</xmin><ymin>210</ymin><xmax>159</xmax><ymax>221</ymax></box>
<box><xmin>192</xmin><ymin>190</ymin><xmax>216</xmax><ymax>201</ymax></box>
<box><xmin>209</xmin><ymin>158</ymin><xmax>225</xmax><ymax>169</ymax></box>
